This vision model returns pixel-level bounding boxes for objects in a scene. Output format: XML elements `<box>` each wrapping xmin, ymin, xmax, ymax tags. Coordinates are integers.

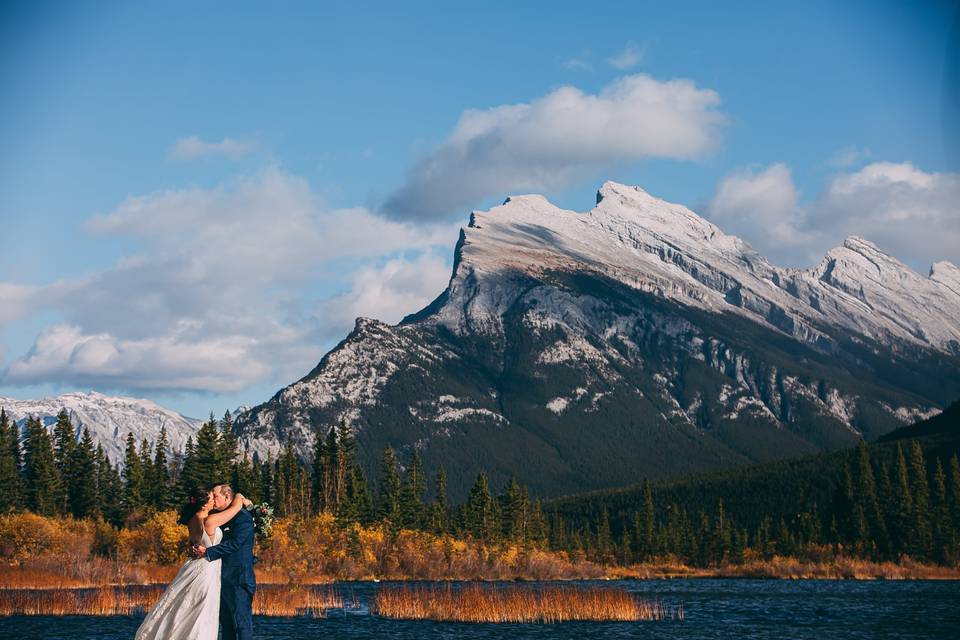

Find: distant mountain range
<box><xmin>231</xmin><ymin>182</ymin><xmax>960</xmax><ymax>501</ymax></box>
<box><xmin>0</xmin><ymin>391</ymin><xmax>201</xmax><ymax>462</ymax></box>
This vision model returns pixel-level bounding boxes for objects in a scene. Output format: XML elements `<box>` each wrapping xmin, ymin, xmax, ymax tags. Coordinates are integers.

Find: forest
<box><xmin>1</xmin><ymin>400</ymin><xmax>958</xmax><ymax>571</ymax></box>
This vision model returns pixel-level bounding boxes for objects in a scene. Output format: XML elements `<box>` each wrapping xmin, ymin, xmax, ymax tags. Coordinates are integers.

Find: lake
<box><xmin>2</xmin><ymin>579</ymin><xmax>958</xmax><ymax>639</ymax></box>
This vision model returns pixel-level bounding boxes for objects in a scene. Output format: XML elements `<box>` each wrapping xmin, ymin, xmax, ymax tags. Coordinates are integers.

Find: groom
<box><xmin>194</xmin><ymin>483</ymin><xmax>256</xmax><ymax>640</ymax></box>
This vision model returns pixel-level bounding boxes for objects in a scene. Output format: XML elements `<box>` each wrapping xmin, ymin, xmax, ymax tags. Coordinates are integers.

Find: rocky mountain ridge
<box><xmin>217</xmin><ymin>183</ymin><xmax>960</xmax><ymax>498</ymax></box>
<box><xmin>0</xmin><ymin>391</ymin><xmax>202</xmax><ymax>462</ymax></box>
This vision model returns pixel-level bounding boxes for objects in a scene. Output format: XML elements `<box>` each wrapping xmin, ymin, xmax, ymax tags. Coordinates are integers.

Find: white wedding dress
<box><xmin>135</xmin><ymin>526</ymin><xmax>222</xmax><ymax>640</ymax></box>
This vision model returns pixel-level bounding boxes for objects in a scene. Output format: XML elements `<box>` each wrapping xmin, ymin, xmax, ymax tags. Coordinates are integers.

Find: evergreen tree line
<box><xmin>4</xmin><ymin>405</ymin><xmax>957</xmax><ymax>566</ymax></box>
<box><xmin>0</xmin><ymin>408</ymin><xmax>549</xmax><ymax>548</ymax></box>
<box><xmin>545</xmin><ymin>441</ymin><xmax>960</xmax><ymax>566</ymax></box>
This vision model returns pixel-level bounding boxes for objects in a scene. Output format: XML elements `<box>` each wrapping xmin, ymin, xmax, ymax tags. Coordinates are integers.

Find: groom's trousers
<box><xmin>220</xmin><ymin>584</ymin><xmax>254</xmax><ymax>640</ymax></box>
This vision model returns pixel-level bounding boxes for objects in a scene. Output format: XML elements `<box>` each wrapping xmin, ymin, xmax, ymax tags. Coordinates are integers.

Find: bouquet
<box><xmin>247</xmin><ymin>502</ymin><xmax>275</xmax><ymax>543</ymax></box>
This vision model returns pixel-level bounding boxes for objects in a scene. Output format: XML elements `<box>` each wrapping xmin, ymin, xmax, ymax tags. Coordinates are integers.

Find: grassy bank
<box><xmin>0</xmin><ymin>584</ymin><xmax>343</xmax><ymax>617</ymax></box>
<box><xmin>1</xmin><ymin>511</ymin><xmax>956</xmax><ymax>591</ymax></box>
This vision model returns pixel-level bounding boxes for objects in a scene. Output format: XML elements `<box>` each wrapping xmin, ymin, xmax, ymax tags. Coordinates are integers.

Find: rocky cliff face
<box><xmin>234</xmin><ymin>182</ymin><xmax>960</xmax><ymax>500</ymax></box>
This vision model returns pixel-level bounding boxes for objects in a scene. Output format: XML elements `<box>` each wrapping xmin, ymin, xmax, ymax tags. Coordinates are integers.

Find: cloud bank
<box><xmin>2</xmin><ymin>170</ymin><xmax>459</xmax><ymax>394</ymax></box>
<box><xmin>707</xmin><ymin>161</ymin><xmax>960</xmax><ymax>270</ymax></box>
<box><xmin>383</xmin><ymin>74</ymin><xmax>725</xmax><ymax>220</ymax></box>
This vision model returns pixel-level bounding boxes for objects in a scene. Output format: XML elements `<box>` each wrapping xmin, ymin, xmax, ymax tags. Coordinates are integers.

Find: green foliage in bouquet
<box><xmin>248</xmin><ymin>502</ymin><xmax>274</xmax><ymax>543</ymax></box>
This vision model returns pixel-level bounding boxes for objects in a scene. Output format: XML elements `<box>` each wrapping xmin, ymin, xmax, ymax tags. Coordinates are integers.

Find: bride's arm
<box><xmin>203</xmin><ymin>493</ymin><xmax>251</xmax><ymax>532</ymax></box>
<box><xmin>187</xmin><ymin>515</ymin><xmax>205</xmax><ymax>545</ymax></box>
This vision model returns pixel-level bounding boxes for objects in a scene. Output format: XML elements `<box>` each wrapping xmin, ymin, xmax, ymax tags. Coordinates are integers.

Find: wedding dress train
<box><xmin>135</xmin><ymin>526</ymin><xmax>222</xmax><ymax>640</ymax></box>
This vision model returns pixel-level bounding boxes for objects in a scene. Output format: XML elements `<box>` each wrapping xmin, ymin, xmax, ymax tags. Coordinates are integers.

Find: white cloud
<box><xmin>168</xmin><ymin>136</ymin><xmax>257</xmax><ymax>160</ymax></box>
<box><xmin>4</xmin><ymin>325</ymin><xmax>268</xmax><ymax>392</ymax></box>
<box><xmin>561</xmin><ymin>57</ymin><xmax>591</xmax><ymax>71</ymax></box>
<box><xmin>707</xmin><ymin>163</ymin><xmax>818</xmax><ymax>265</ymax></box>
<box><xmin>607</xmin><ymin>43</ymin><xmax>644</xmax><ymax>70</ymax></box>
<box><xmin>3</xmin><ymin>170</ymin><xmax>459</xmax><ymax>393</ymax></box>
<box><xmin>707</xmin><ymin>161</ymin><xmax>960</xmax><ymax>270</ymax></box>
<box><xmin>383</xmin><ymin>74</ymin><xmax>725</xmax><ymax>219</ymax></box>
<box><xmin>828</xmin><ymin>146</ymin><xmax>872</xmax><ymax>168</ymax></box>
<box><xmin>810</xmin><ymin>162</ymin><xmax>960</xmax><ymax>269</ymax></box>
<box><xmin>317</xmin><ymin>251</ymin><xmax>452</xmax><ymax>339</ymax></box>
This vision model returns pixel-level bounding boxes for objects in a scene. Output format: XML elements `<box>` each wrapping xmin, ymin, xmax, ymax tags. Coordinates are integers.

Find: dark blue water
<box><xmin>2</xmin><ymin>579</ymin><xmax>958</xmax><ymax>639</ymax></box>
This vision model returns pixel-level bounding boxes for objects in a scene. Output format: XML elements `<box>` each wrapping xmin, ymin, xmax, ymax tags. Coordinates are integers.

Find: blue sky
<box><xmin>1</xmin><ymin>0</ymin><xmax>958</xmax><ymax>417</ymax></box>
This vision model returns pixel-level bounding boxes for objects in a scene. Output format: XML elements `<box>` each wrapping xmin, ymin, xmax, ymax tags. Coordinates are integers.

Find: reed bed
<box><xmin>0</xmin><ymin>584</ymin><xmax>343</xmax><ymax>617</ymax></box>
<box><xmin>0</xmin><ymin>558</ymin><xmax>179</xmax><ymax>589</ymax></box>
<box><xmin>372</xmin><ymin>583</ymin><xmax>682</xmax><ymax>623</ymax></box>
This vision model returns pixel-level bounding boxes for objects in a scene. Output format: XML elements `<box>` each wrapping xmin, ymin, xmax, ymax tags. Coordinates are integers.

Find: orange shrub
<box><xmin>117</xmin><ymin>510</ymin><xmax>187</xmax><ymax>564</ymax></box>
<box><xmin>0</xmin><ymin>513</ymin><xmax>92</xmax><ymax>562</ymax></box>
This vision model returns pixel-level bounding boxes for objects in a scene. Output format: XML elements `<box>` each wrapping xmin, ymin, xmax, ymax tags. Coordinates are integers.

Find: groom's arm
<box><xmin>205</xmin><ymin>511</ymin><xmax>254</xmax><ymax>563</ymax></box>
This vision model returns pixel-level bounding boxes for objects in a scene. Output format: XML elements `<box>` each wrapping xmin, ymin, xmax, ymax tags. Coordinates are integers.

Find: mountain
<box><xmin>542</xmin><ymin>396</ymin><xmax>960</xmax><ymax>555</ymax></box>
<box><xmin>877</xmin><ymin>398</ymin><xmax>960</xmax><ymax>444</ymax></box>
<box><xmin>234</xmin><ymin>181</ymin><xmax>960</xmax><ymax>501</ymax></box>
<box><xmin>0</xmin><ymin>391</ymin><xmax>202</xmax><ymax>462</ymax></box>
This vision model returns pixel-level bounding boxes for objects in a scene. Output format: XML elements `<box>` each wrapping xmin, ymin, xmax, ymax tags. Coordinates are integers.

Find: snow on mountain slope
<box><xmin>232</xmin><ymin>181</ymin><xmax>960</xmax><ymax>497</ymax></box>
<box><xmin>431</xmin><ymin>181</ymin><xmax>960</xmax><ymax>354</ymax></box>
<box><xmin>0</xmin><ymin>391</ymin><xmax>202</xmax><ymax>462</ymax></box>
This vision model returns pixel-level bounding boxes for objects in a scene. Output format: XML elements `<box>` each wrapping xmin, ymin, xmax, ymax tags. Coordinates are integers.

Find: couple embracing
<box><xmin>136</xmin><ymin>484</ymin><xmax>257</xmax><ymax>640</ymax></box>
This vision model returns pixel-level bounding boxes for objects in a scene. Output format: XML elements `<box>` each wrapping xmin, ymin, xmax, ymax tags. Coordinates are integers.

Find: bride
<box><xmin>135</xmin><ymin>486</ymin><xmax>251</xmax><ymax>640</ymax></box>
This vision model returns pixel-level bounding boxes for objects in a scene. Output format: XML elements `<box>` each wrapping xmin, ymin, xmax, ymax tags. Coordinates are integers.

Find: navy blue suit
<box><xmin>206</xmin><ymin>508</ymin><xmax>256</xmax><ymax>640</ymax></box>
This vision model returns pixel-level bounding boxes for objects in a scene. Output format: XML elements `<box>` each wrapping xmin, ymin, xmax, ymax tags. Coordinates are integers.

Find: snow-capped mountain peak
<box><xmin>232</xmin><ymin>181</ymin><xmax>960</xmax><ymax>499</ymax></box>
<box><xmin>0</xmin><ymin>391</ymin><xmax>202</xmax><ymax>462</ymax></box>
<box><xmin>435</xmin><ymin>183</ymin><xmax>960</xmax><ymax>355</ymax></box>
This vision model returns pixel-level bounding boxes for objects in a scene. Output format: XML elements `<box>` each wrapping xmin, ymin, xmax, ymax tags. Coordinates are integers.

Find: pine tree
<box><xmin>152</xmin><ymin>426</ymin><xmax>171</xmax><ymax>508</ymax></box>
<box><xmin>94</xmin><ymin>444</ymin><xmax>110</xmax><ymax>516</ymax></box>
<box><xmin>68</xmin><ymin>428</ymin><xmax>98</xmax><ymax>518</ymax></box>
<box><xmin>618</xmin><ymin>527</ymin><xmax>632</xmax><ymax>565</ymax></box>
<box><xmin>23</xmin><ymin>416</ymin><xmax>59</xmax><ymax>515</ymax></box>
<box><xmin>259</xmin><ymin>456</ymin><xmax>274</xmax><ymax>505</ymax></box>
<box><xmin>499</xmin><ymin>478</ymin><xmax>529</xmax><ymax>544</ymax></box>
<box><xmin>377</xmin><ymin>446</ymin><xmax>401</xmax><ymax>522</ymax></box>
<box><xmin>122</xmin><ymin>432</ymin><xmax>144</xmax><ymax>516</ymax></box>
<box><xmin>52</xmin><ymin>409</ymin><xmax>75</xmax><ymax>514</ymax></box>
<box><xmin>178</xmin><ymin>417</ymin><xmax>222</xmax><ymax>498</ymax></box>
<box><xmin>949</xmin><ymin>455</ymin><xmax>960</xmax><ymax>542</ymax></box>
<box><xmin>233</xmin><ymin>453</ymin><xmax>261</xmax><ymax>502</ymax></box>
<box><xmin>888</xmin><ymin>444</ymin><xmax>913</xmax><ymax>557</ymax></box>
<box><xmin>339</xmin><ymin>463</ymin><xmax>371</xmax><ymax>524</ymax></box>
<box><xmin>311</xmin><ymin>426</ymin><xmax>328</xmax><ymax>514</ymax></box>
<box><xmin>429</xmin><ymin>465</ymin><xmax>449</xmax><ymax>534</ymax></box>
<box><xmin>275</xmin><ymin>442</ymin><xmax>310</xmax><ymax>518</ymax></box>
<box><xmin>335</xmin><ymin>423</ymin><xmax>355</xmax><ymax>512</ymax></box>
<box><xmin>595</xmin><ymin>507</ymin><xmax>612</xmax><ymax>562</ymax></box>
<box><xmin>323</xmin><ymin>427</ymin><xmax>339</xmax><ymax>511</ymax></box>
<box><xmin>528</xmin><ymin>499</ymin><xmax>548</xmax><ymax>548</ymax></box>
<box><xmin>465</xmin><ymin>471</ymin><xmax>497</xmax><ymax>543</ymax></box>
<box><xmin>399</xmin><ymin>451</ymin><xmax>426</xmax><ymax>529</ymax></box>
<box><xmin>931</xmin><ymin>458</ymin><xmax>951</xmax><ymax>564</ymax></box>
<box><xmin>908</xmin><ymin>441</ymin><xmax>932</xmax><ymax>559</ymax></box>
<box><xmin>138</xmin><ymin>439</ymin><xmax>154</xmax><ymax>508</ymax></box>
<box><xmin>0</xmin><ymin>409</ymin><xmax>23</xmax><ymax>511</ymax></box>
<box><xmin>713</xmin><ymin>498</ymin><xmax>730</xmax><ymax>562</ymax></box>
<box><xmin>218</xmin><ymin>411</ymin><xmax>239</xmax><ymax>481</ymax></box>
<box><xmin>638</xmin><ymin>480</ymin><xmax>655</xmax><ymax>560</ymax></box>
<box><xmin>853</xmin><ymin>440</ymin><xmax>886</xmax><ymax>556</ymax></box>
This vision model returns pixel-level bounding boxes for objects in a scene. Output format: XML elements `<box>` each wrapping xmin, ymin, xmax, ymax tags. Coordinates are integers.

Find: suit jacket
<box><xmin>206</xmin><ymin>508</ymin><xmax>256</xmax><ymax>594</ymax></box>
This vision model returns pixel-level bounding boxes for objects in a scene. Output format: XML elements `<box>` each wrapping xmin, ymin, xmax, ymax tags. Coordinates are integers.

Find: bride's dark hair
<box><xmin>178</xmin><ymin>486</ymin><xmax>213</xmax><ymax>526</ymax></box>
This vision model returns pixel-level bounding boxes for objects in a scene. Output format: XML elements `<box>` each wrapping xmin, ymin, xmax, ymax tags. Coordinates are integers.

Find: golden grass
<box><xmin>372</xmin><ymin>583</ymin><xmax>681</xmax><ymax>623</ymax></box>
<box><xmin>0</xmin><ymin>584</ymin><xmax>342</xmax><ymax>617</ymax></box>
<box><xmin>0</xmin><ymin>558</ymin><xmax>179</xmax><ymax>589</ymax></box>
